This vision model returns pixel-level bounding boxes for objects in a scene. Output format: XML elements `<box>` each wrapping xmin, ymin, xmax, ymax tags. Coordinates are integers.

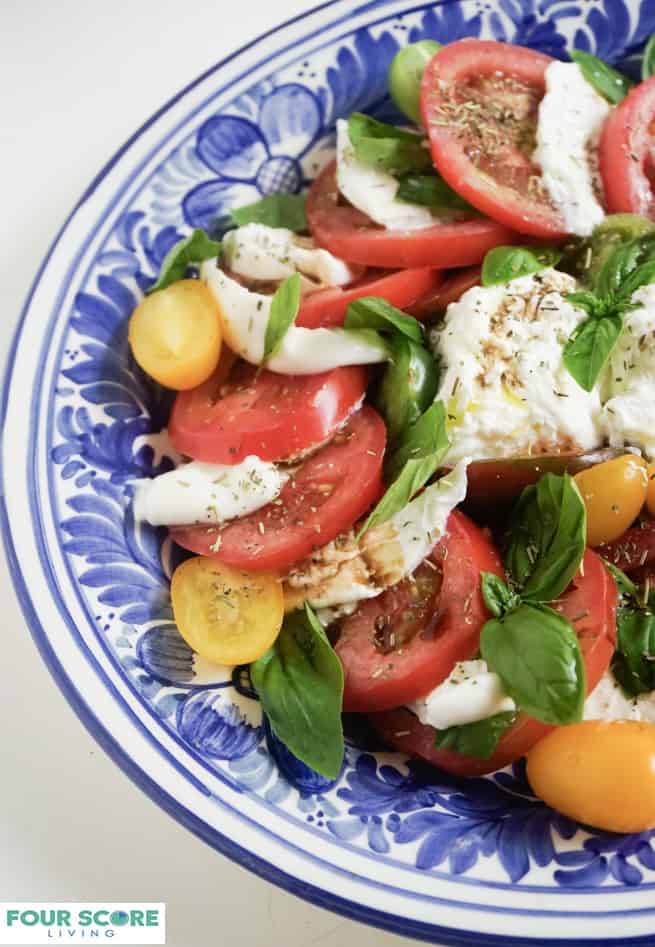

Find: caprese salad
<box><xmin>127</xmin><ymin>36</ymin><xmax>655</xmax><ymax>834</ymax></box>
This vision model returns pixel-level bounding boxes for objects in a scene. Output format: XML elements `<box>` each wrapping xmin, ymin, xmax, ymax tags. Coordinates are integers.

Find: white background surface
<box><xmin>0</xmin><ymin>2</ymin><xmax>421</xmax><ymax>945</ymax></box>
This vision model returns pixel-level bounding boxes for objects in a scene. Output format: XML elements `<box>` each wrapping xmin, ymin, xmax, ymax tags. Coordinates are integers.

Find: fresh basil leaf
<box><xmin>263</xmin><ymin>273</ymin><xmax>301</xmax><ymax>361</ymax></box>
<box><xmin>395</xmin><ymin>172</ymin><xmax>473</xmax><ymax>212</ymax></box>
<box><xmin>642</xmin><ymin>34</ymin><xmax>655</xmax><ymax>81</ymax></box>
<box><xmin>595</xmin><ymin>232</ymin><xmax>655</xmax><ymax>299</ymax></box>
<box><xmin>580</xmin><ymin>214</ymin><xmax>655</xmax><ymax>286</ymax></box>
<box><xmin>505</xmin><ymin>473</ymin><xmax>586</xmax><ymax>603</ymax></box>
<box><xmin>434</xmin><ymin>711</ymin><xmax>517</xmax><ymax>760</ymax></box>
<box><xmin>250</xmin><ymin>604</ymin><xmax>344</xmax><ymax>778</ymax></box>
<box><xmin>604</xmin><ymin>560</ymin><xmax>638</xmax><ymax>600</ymax></box>
<box><xmin>383</xmin><ymin>399</ymin><xmax>449</xmax><ymax>484</ymax></box>
<box><xmin>481</xmin><ymin>246</ymin><xmax>562</xmax><ymax>287</ymax></box>
<box><xmin>147</xmin><ymin>229</ymin><xmax>221</xmax><ymax>294</ymax></box>
<box><xmin>481</xmin><ymin>573</ymin><xmax>519</xmax><ymax>619</ymax></box>
<box><xmin>570</xmin><ymin>50</ymin><xmax>633</xmax><ymax>104</ymax></box>
<box><xmin>618</xmin><ymin>258</ymin><xmax>655</xmax><ymax>301</ymax></box>
<box><xmin>481</xmin><ymin>602</ymin><xmax>586</xmax><ymax>725</ymax></box>
<box><xmin>348</xmin><ymin>112</ymin><xmax>425</xmax><ymax>144</ymax></box>
<box><xmin>375</xmin><ymin>336</ymin><xmax>438</xmax><ymax>443</ymax></box>
<box><xmin>562</xmin><ymin>310</ymin><xmax>623</xmax><ymax>392</ymax></box>
<box><xmin>612</xmin><ymin>607</ymin><xmax>655</xmax><ymax>698</ymax></box>
<box><xmin>348</xmin><ymin>112</ymin><xmax>432</xmax><ymax>176</ymax></box>
<box><xmin>566</xmin><ymin>290</ymin><xmax>606</xmax><ymax>318</ymax></box>
<box><xmin>360</xmin><ymin>400</ymin><xmax>449</xmax><ymax>536</ymax></box>
<box><xmin>345</xmin><ymin>295</ymin><xmax>424</xmax><ymax>344</ymax></box>
<box><xmin>604</xmin><ymin>563</ymin><xmax>655</xmax><ymax>698</ymax></box>
<box><xmin>231</xmin><ymin>193</ymin><xmax>307</xmax><ymax>232</ymax></box>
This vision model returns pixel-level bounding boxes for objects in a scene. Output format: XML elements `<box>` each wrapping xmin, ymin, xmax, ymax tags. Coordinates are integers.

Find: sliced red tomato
<box><xmin>306</xmin><ymin>162</ymin><xmax>517</xmax><ymax>269</ymax></box>
<box><xmin>169</xmin><ymin>361</ymin><xmax>367</xmax><ymax>465</ymax></box>
<box><xmin>335</xmin><ymin>510</ymin><xmax>504</xmax><ymax>712</ymax></box>
<box><xmin>171</xmin><ymin>406</ymin><xmax>385</xmax><ymax>572</ymax></box>
<box><xmin>599</xmin><ymin>76</ymin><xmax>655</xmax><ymax>219</ymax></box>
<box><xmin>372</xmin><ymin>549</ymin><xmax>617</xmax><ymax>777</ymax></box>
<box><xmin>462</xmin><ymin>448</ymin><xmax>623</xmax><ymax>520</ymax></box>
<box><xmin>597</xmin><ymin>519</ymin><xmax>655</xmax><ymax>573</ymax></box>
<box><xmin>406</xmin><ymin>265</ymin><xmax>481</xmax><ymax>321</ymax></box>
<box><xmin>296</xmin><ymin>268</ymin><xmax>442</xmax><ymax>329</ymax></box>
<box><xmin>421</xmin><ymin>39</ymin><xmax>567</xmax><ymax>238</ymax></box>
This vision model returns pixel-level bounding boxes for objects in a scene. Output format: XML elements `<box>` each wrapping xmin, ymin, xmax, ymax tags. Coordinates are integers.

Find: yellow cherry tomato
<box><xmin>647</xmin><ymin>464</ymin><xmax>655</xmax><ymax>517</ymax></box>
<box><xmin>128</xmin><ymin>280</ymin><xmax>222</xmax><ymax>390</ymax></box>
<box><xmin>171</xmin><ymin>557</ymin><xmax>283</xmax><ymax>665</ymax></box>
<box><xmin>527</xmin><ymin>721</ymin><xmax>655</xmax><ymax>833</ymax></box>
<box><xmin>574</xmin><ymin>454</ymin><xmax>648</xmax><ymax>547</ymax></box>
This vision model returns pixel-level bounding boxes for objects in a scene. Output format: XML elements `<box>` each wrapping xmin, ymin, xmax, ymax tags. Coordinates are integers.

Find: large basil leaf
<box><xmin>395</xmin><ymin>172</ymin><xmax>473</xmax><ymax>212</ymax></box>
<box><xmin>606</xmin><ymin>563</ymin><xmax>655</xmax><ymax>698</ymax></box>
<box><xmin>250</xmin><ymin>605</ymin><xmax>344</xmax><ymax>778</ymax></box>
<box><xmin>505</xmin><ymin>473</ymin><xmax>587</xmax><ymax>603</ymax></box>
<box><xmin>562</xmin><ymin>310</ymin><xmax>624</xmax><ymax>392</ymax></box>
<box><xmin>359</xmin><ymin>400</ymin><xmax>449</xmax><ymax>536</ymax></box>
<box><xmin>345</xmin><ymin>295</ymin><xmax>424</xmax><ymax>344</ymax></box>
<box><xmin>481</xmin><ymin>602</ymin><xmax>586</xmax><ymax>725</ymax></box>
<box><xmin>612</xmin><ymin>608</ymin><xmax>655</xmax><ymax>698</ymax></box>
<box><xmin>347</xmin><ymin>113</ymin><xmax>432</xmax><ymax>176</ymax></box>
<box><xmin>263</xmin><ymin>273</ymin><xmax>301</xmax><ymax>361</ymax></box>
<box><xmin>231</xmin><ymin>193</ymin><xmax>307</xmax><ymax>232</ymax></box>
<box><xmin>434</xmin><ymin>711</ymin><xmax>517</xmax><ymax>760</ymax></box>
<box><xmin>570</xmin><ymin>50</ymin><xmax>633</xmax><ymax>104</ymax></box>
<box><xmin>481</xmin><ymin>246</ymin><xmax>561</xmax><ymax>287</ymax></box>
<box><xmin>147</xmin><ymin>229</ymin><xmax>221</xmax><ymax>294</ymax></box>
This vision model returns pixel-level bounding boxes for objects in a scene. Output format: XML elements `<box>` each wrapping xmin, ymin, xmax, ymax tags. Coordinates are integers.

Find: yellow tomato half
<box><xmin>128</xmin><ymin>280</ymin><xmax>222</xmax><ymax>390</ymax></box>
<box><xmin>527</xmin><ymin>721</ymin><xmax>655</xmax><ymax>833</ymax></box>
<box><xmin>574</xmin><ymin>454</ymin><xmax>648</xmax><ymax>547</ymax></box>
<box><xmin>171</xmin><ymin>557</ymin><xmax>283</xmax><ymax>665</ymax></box>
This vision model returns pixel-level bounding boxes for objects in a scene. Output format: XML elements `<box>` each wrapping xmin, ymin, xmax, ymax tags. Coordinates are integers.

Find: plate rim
<box><xmin>3</xmin><ymin>1</ymin><xmax>655</xmax><ymax>943</ymax></box>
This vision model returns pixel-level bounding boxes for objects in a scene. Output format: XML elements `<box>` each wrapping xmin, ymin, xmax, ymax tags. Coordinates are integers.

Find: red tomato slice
<box><xmin>371</xmin><ymin>549</ymin><xmax>617</xmax><ymax>777</ymax></box>
<box><xmin>335</xmin><ymin>510</ymin><xmax>504</xmax><ymax>712</ymax></box>
<box><xmin>597</xmin><ymin>519</ymin><xmax>655</xmax><ymax>573</ymax></box>
<box><xmin>421</xmin><ymin>39</ymin><xmax>567</xmax><ymax>238</ymax></box>
<box><xmin>306</xmin><ymin>162</ymin><xmax>517</xmax><ymax>269</ymax></box>
<box><xmin>406</xmin><ymin>265</ymin><xmax>481</xmax><ymax>321</ymax></box>
<box><xmin>169</xmin><ymin>361</ymin><xmax>367</xmax><ymax>465</ymax></box>
<box><xmin>599</xmin><ymin>76</ymin><xmax>655</xmax><ymax>218</ymax></box>
<box><xmin>296</xmin><ymin>267</ymin><xmax>442</xmax><ymax>328</ymax></box>
<box><xmin>171</xmin><ymin>406</ymin><xmax>386</xmax><ymax>572</ymax></box>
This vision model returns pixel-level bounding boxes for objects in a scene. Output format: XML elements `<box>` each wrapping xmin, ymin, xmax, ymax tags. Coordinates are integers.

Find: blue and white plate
<box><xmin>4</xmin><ymin>1</ymin><xmax>655</xmax><ymax>943</ymax></box>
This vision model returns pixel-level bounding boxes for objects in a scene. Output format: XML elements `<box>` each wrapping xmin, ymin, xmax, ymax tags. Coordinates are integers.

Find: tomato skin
<box><xmin>574</xmin><ymin>454</ymin><xmax>648</xmax><ymax>547</ymax></box>
<box><xmin>169</xmin><ymin>362</ymin><xmax>367</xmax><ymax>465</ymax></box>
<box><xmin>336</xmin><ymin>510</ymin><xmax>504</xmax><ymax>712</ymax></box>
<box><xmin>406</xmin><ymin>266</ymin><xmax>481</xmax><ymax>321</ymax></box>
<box><xmin>171</xmin><ymin>556</ymin><xmax>283</xmax><ymax>665</ymax></box>
<box><xmin>171</xmin><ymin>406</ymin><xmax>386</xmax><ymax>573</ymax></box>
<box><xmin>129</xmin><ymin>280</ymin><xmax>223</xmax><ymax>390</ymax></box>
<box><xmin>597</xmin><ymin>519</ymin><xmax>655</xmax><ymax>573</ymax></box>
<box><xmin>371</xmin><ymin>549</ymin><xmax>617</xmax><ymax>776</ymax></box>
<box><xmin>527</xmin><ymin>721</ymin><xmax>655</xmax><ymax>833</ymax></box>
<box><xmin>599</xmin><ymin>77</ymin><xmax>655</xmax><ymax>219</ymax></box>
<box><xmin>306</xmin><ymin>162</ymin><xmax>517</xmax><ymax>269</ymax></box>
<box><xmin>462</xmin><ymin>449</ymin><xmax>623</xmax><ymax>520</ymax></box>
<box><xmin>296</xmin><ymin>268</ymin><xmax>442</xmax><ymax>329</ymax></box>
<box><xmin>421</xmin><ymin>40</ymin><xmax>566</xmax><ymax>238</ymax></box>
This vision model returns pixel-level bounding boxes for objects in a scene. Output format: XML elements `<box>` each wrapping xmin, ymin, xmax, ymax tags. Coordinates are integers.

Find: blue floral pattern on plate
<box><xmin>24</xmin><ymin>0</ymin><xmax>655</xmax><ymax>914</ymax></box>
